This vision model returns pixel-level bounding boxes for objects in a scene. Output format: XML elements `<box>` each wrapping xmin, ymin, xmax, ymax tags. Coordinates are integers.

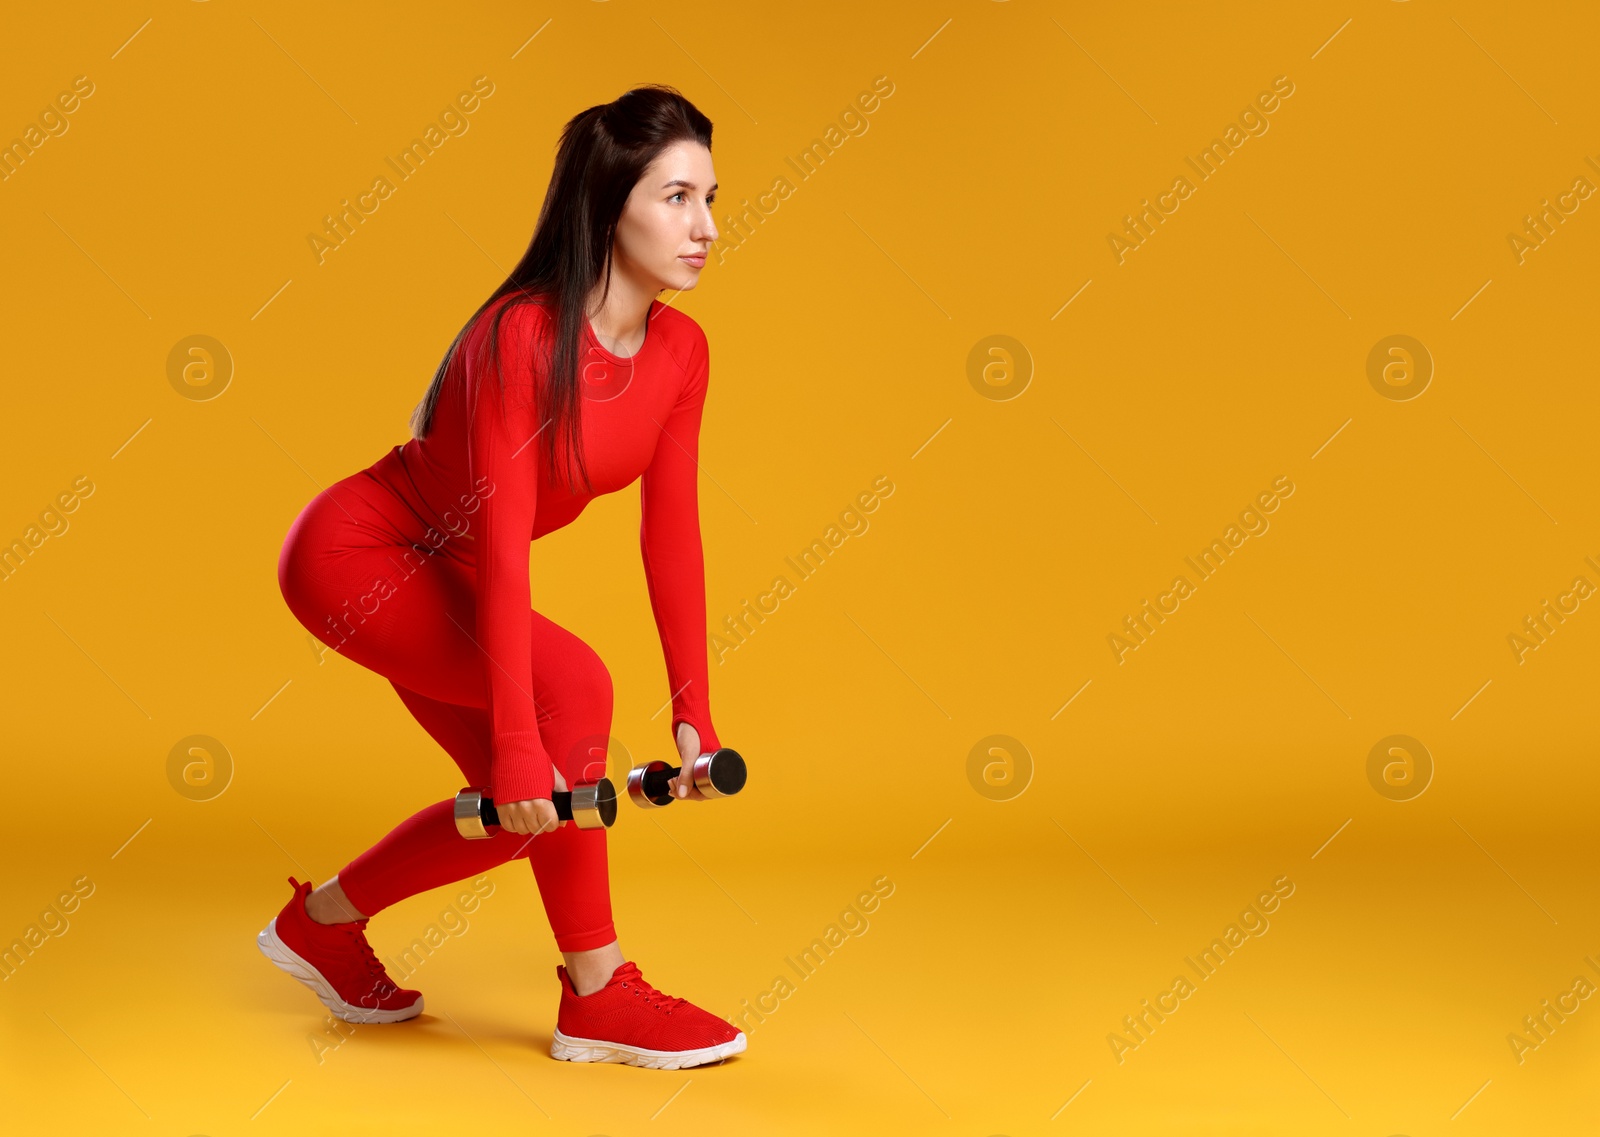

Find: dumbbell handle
<box><xmin>481</xmin><ymin>790</ymin><xmax>578</xmax><ymax>826</ymax></box>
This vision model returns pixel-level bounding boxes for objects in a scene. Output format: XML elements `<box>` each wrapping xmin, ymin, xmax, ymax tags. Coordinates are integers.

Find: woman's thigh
<box><xmin>280</xmin><ymin>476</ymin><xmax>476</xmax><ymax>700</ymax></box>
<box><xmin>279</xmin><ymin>481</ymin><xmax>614</xmax><ymax>780</ymax></box>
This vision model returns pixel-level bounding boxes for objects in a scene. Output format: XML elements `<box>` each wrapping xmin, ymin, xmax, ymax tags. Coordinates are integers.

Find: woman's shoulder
<box><xmin>461</xmin><ymin>293</ymin><xmax>553</xmax><ymax>389</ymax></box>
<box><xmin>480</xmin><ymin>291</ymin><xmax>554</xmax><ymax>342</ymax></box>
<box><xmin>649</xmin><ymin>302</ymin><xmax>708</xmax><ymax>374</ymax></box>
<box><xmin>650</xmin><ymin>300</ymin><xmax>704</xmax><ymax>341</ymax></box>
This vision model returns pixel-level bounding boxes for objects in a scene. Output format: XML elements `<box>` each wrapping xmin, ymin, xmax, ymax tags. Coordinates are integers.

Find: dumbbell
<box><xmin>626</xmin><ymin>748</ymin><xmax>747</xmax><ymax>808</ymax></box>
<box><xmin>454</xmin><ymin>778</ymin><xmax>619</xmax><ymax>839</ymax></box>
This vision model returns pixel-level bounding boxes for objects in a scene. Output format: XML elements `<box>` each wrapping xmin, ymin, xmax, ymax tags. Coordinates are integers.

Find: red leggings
<box><xmin>276</xmin><ymin>462</ymin><xmax>617</xmax><ymax>952</ymax></box>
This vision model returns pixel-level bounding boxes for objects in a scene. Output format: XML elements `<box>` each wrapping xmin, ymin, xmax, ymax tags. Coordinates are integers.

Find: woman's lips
<box><xmin>680</xmin><ymin>254</ymin><xmax>706</xmax><ymax>267</ymax></box>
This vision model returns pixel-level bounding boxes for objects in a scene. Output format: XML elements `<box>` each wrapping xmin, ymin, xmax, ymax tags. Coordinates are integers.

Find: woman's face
<box><xmin>614</xmin><ymin>140</ymin><xmax>718</xmax><ymax>292</ymax></box>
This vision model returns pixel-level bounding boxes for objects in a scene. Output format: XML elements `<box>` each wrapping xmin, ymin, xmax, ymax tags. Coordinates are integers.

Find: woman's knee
<box><xmin>539</xmin><ymin>634</ymin><xmax>613</xmax><ymax>716</ymax></box>
<box><xmin>537</xmin><ymin>645</ymin><xmax>614</xmax><ymax>784</ymax></box>
<box><xmin>561</xmin><ymin>648</ymin><xmax>614</xmax><ymax>729</ymax></box>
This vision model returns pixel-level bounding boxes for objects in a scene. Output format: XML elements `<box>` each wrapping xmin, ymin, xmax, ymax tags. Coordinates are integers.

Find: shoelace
<box><xmin>620</xmin><ymin>973</ymin><xmax>687</xmax><ymax>1015</ymax></box>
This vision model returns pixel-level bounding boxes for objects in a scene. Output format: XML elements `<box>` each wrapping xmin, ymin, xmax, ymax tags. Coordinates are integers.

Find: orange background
<box><xmin>1</xmin><ymin>1</ymin><xmax>1596</xmax><ymax>1134</ymax></box>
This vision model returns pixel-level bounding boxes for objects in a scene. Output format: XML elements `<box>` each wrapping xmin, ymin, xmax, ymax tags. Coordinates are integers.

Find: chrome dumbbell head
<box><xmin>568</xmin><ymin>779</ymin><xmax>619</xmax><ymax>828</ymax></box>
<box><xmin>455</xmin><ymin>788</ymin><xmax>494</xmax><ymax>839</ymax></box>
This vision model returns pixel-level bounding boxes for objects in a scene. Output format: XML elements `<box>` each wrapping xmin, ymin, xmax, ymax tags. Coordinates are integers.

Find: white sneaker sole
<box><xmin>256</xmin><ymin>916</ymin><xmax>424</xmax><ymax>1024</ymax></box>
<box><xmin>551</xmin><ymin>1027</ymin><xmax>747</xmax><ymax>1070</ymax></box>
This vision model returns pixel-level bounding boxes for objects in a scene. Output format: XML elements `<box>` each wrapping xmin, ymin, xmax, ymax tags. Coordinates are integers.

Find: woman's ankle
<box><xmin>563</xmin><ymin>941</ymin><xmax>624</xmax><ymax>996</ymax></box>
<box><xmin>305</xmin><ymin>880</ymin><xmax>366</xmax><ymax>925</ymax></box>
<box><xmin>567</xmin><ymin>969</ymin><xmax>614</xmax><ymax>997</ymax></box>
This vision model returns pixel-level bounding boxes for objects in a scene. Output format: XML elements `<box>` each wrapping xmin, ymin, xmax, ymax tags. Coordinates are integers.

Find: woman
<box><xmin>258</xmin><ymin>85</ymin><xmax>745</xmax><ymax>1071</ymax></box>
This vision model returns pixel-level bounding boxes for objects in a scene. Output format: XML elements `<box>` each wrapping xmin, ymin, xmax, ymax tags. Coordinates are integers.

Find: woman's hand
<box><xmin>668</xmin><ymin>722</ymin><xmax>711</xmax><ymax>801</ymax></box>
<box><xmin>497</xmin><ymin>763</ymin><xmax>569</xmax><ymax>836</ymax></box>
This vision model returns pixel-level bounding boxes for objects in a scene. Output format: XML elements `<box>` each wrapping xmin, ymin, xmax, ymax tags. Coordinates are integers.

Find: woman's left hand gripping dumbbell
<box><xmin>497</xmin><ymin>763</ymin><xmax>569</xmax><ymax>835</ymax></box>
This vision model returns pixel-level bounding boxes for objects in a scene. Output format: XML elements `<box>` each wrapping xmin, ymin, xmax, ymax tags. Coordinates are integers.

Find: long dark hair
<box><xmin>408</xmin><ymin>84</ymin><xmax>713</xmax><ymax>494</ymax></box>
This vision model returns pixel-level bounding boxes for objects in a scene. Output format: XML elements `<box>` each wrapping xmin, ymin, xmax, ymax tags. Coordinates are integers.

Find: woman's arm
<box><xmin>639</xmin><ymin>325</ymin><xmax>721</xmax><ymax>755</ymax></box>
<box><xmin>467</xmin><ymin>300</ymin><xmax>557</xmax><ymax>804</ymax></box>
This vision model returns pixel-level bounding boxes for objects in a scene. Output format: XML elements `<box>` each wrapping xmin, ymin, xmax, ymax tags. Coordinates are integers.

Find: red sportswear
<box><xmin>373</xmin><ymin>292</ymin><xmax>721</xmax><ymax>805</ymax></box>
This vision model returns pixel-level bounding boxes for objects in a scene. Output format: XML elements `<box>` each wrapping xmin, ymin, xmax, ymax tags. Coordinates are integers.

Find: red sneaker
<box><xmin>551</xmin><ymin>960</ymin><xmax>746</xmax><ymax>1069</ymax></box>
<box><xmin>257</xmin><ymin>876</ymin><xmax>423</xmax><ymax>1024</ymax></box>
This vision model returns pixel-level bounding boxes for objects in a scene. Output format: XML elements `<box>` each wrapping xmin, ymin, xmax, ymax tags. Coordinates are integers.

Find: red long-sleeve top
<box><xmin>375</xmin><ymin>292</ymin><xmax>720</xmax><ymax>804</ymax></box>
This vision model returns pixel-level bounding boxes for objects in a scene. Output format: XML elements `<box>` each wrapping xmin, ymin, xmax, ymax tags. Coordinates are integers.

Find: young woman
<box><xmin>259</xmin><ymin>85</ymin><xmax>745</xmax><ymax>1071</ymax></box>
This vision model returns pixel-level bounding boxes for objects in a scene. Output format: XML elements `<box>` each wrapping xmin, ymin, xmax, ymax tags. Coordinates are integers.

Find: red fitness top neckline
<box><xmin>584</xmin><ymin>299</ymin><xmax>660</xmax><ymax>364</ymax></box>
